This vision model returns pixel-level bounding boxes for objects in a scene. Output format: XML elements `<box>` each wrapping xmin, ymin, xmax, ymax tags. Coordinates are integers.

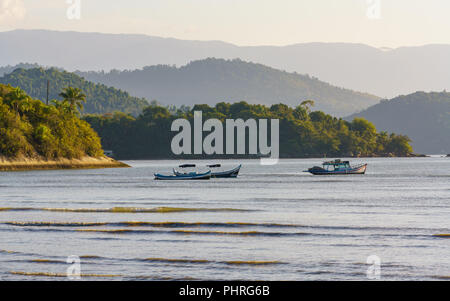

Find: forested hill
<box><xmin>347</xmin><ymin>91</ymin><xmax>450</xmax><ymax>154</ymax></box>
<box><xmin>0</xmin><ymin>84</ymin><xmax>103</xmax><ymax>159</ymax></box>
<box><xmin>84</xmin><ymin>101</ymin><xmax>413</xmax><ymax>159</ymax></box>
<box><xmin>77</xmin><ymin>58</ymin><xmax>380</xmax><ymax>117</ymax></box>
<box><xmin>0</xmin><ymin>68</ymin><xmax>148</xmax><ymax>116</ymax></box>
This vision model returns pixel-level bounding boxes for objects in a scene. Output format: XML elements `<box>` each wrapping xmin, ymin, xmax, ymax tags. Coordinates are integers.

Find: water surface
<box><xmin>1</xmin><ymin>158</ymin><xmax>449</xmax><ymax>280</ymax></box>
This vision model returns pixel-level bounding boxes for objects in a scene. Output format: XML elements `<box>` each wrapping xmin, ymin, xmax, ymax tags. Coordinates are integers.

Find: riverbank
<box><xmin>0</xmin><ymin>156</ymin><xmax>130</xmax><ymax>171</ymax></box>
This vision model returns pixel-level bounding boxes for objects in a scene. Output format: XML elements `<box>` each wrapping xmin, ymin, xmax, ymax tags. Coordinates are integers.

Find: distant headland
<box><xmin>0</xmin><ymin>84</ymin><xmax>129</xmax><ymax>171</ymax></box>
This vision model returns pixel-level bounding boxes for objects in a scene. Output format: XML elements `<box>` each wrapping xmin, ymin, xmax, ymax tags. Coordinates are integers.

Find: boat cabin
<box><xmin>322</xmin><ymin>159</ymin><xmax>351</xmax><ymax>171</ymax></box>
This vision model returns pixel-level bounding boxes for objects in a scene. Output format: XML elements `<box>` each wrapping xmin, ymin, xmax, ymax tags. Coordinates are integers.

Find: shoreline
<box><xmin>115</xmin><ymin>154</ymin><xmax>430</xmax><ymax>160</ymax></box>
<box><xmin>0</xmin><ymin>156</ymin><xmax>130</xmax><ymax>171</ymax></box>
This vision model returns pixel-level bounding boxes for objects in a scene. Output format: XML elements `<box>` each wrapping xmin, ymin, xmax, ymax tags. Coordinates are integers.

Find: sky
<box><xmin>1</xmin><ymin>0</ymin><xmax>450</xmax><ymax>48</ymax></box>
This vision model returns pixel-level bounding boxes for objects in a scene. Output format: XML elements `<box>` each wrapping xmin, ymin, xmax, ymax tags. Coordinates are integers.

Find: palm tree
<box><xmin>59</xmin><ymin>87</ymin><xmax>87</xmax><ymax>114</ymax></box>
<box><xmin>300</xmin><ymin>99</ymin><xmax>315</xmax><ymax>114</ymax></box>
<box><xmin>7</xmin><ymin>87</ymin><xmax>31</xmax><ymax>116</ymax></box>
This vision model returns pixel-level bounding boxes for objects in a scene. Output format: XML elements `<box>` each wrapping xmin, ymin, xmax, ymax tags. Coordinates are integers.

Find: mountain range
<box><xmin>2</xmin><ymin>29</ymin><xmax>450</xmax><ymax>153</ymax></box>
<box><xmin>2</xmin><ymin>29</ymin><xmax>450</xmax><ymax>98</ymax></box>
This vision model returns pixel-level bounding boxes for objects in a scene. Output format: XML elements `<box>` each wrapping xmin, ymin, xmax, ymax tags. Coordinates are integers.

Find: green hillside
<box><xmin>0</xmin><ymin>84</ymin><xmax>103</xmax><ymax>159</ymax></box>
<box><xmin>0</xmin><ymin>68</ymin><xmax>148</xmax><ymax>116</ymax></box>
<box><xmin>348</xmin><ymin>91</ymin><xmax>450</xmax><ymax>154</ymax></box>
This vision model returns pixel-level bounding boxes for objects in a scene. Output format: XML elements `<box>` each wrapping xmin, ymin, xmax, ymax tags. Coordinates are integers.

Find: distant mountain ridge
<box><xmin>75</xmin><ymin>58</ymin><xmax>380</xmax><ymax>117</ymax></box>
<box><xmin>2</xmin><ymin>29</ymin><xmax>450</xmax><ymax>98</ymax></box>
<box><xmin>0</xmin><ymin>63</ymin><xmax>41</xmax><ymax>76</ymax></box>
<box><xmin>0</xmin><ymin>68</ymin><xmax>148</xmax><ymax>115</ymax></box>
<box><xmin>347</xmin><ymin>91</ymin><xmax>450</xmax><ymax>154</ymax></box>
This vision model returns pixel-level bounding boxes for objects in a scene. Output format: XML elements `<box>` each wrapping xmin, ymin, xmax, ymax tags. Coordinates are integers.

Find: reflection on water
<box><xmin>1</xmin><ymin>158</ymin><xmax>449</xmax><ymax>280</ymax></box>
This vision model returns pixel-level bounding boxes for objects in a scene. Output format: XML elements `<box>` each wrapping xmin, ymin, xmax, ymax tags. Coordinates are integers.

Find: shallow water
<box><xmin>1</xmin><ymin>158</ymin><xmax>449</xmax><ymax>280</ymax></box>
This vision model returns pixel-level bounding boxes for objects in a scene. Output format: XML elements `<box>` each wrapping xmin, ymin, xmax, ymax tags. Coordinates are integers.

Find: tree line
<box><xmin>84</xmin><ymin>100</ymin><xmax>413</xmax><ymax>159</ymax></box>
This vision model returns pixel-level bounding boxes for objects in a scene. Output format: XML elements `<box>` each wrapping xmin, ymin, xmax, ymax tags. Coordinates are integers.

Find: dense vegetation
<box><xmin>84</xmin><ymin>101</ymin><xmax>413</xmax><ymax>159</ymax></box>
<box><xmin>0</xmin><ymin>84</ymin><xmax>103</xmax><ymax>159</ymax></box>
<box><xmin>78</xmin><ymin>58</ymin><xmax>380</xmax><ymax>117</ymax></box>
<box><xmin>348</xmin><ymin>91</ymin><xmax>450</xmax><ymax>154</ymax></box>
<box><xmin>0</xmin><ymin>67</ymin><xmax>148</xmax><ymax>116</ymax></box>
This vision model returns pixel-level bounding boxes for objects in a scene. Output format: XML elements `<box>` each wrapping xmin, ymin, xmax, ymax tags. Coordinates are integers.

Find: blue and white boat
<box><xmin>173</xmin><ymin>164</ymin><xmax>241</xmax><ymax>178</ymax></box>
<box><xmin>305</xmin><ymin>159</ymin><xmax>367</xmax><ymax>175</ymax></box>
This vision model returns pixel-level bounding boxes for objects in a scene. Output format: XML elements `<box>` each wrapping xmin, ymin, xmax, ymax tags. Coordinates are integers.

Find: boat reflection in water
<box><xmin>305</xmin><ymin>159</ymin><xmax>367</xmax><ymax>175</ymax></box>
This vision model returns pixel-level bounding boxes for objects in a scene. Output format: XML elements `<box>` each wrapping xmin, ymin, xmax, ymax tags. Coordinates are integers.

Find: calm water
<box><xmin>0</xmin><ymin>158</ymin><xmax>449</xmax><ymax>281</ymax></box>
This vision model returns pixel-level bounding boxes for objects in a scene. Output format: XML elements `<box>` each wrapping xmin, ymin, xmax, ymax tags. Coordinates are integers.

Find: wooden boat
<box><xmin>172</xmin><ymin>164</ymin><xmax>203</xmax><ymax>177</ymax></box>
<box><xmin>305</xmin><ymin>159</ymin><xmax>367</xmax><ymax>175</ymax></box>
<box><xmin>173</xmin><ymin>164</ymin><xmax>242</xmax><ymax>178</ymax></box>
<box><xmin>154</xmin><ymin>170</ymin><xmax>211</xmax><ymax>180</ymax></box>
<box><xmin>207</xmin><ymin>164</ymin><xmax>241</xmax><ymax>178</ymax></box>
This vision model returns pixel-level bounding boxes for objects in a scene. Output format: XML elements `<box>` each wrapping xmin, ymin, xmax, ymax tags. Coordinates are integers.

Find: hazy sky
<box><xmin>1</xmin><ymin>0</ymin><xmax>450</xmax><ymax>47</ymax></box>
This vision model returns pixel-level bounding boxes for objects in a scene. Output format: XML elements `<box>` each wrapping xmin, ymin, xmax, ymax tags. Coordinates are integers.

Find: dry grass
<box><xmin>0</xmin><ymin>156</ymin><xmax>129</xmax><ymax>171</ymax></box>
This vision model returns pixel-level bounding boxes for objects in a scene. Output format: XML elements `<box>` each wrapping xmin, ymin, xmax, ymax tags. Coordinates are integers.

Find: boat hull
<box><xmin>154</xmin><ymin>171</ymin><xmax>211</xmax><ymax>180</ymax></box>
<box><xmin>307</xmin><ymin>164</ymin><xmax>367</xmax><ymax>175</ymax></box>
<box><xmin>211</xmin><ymin>165</ymin><xmax>241</xmax><ymax>178</ymax></box>
<box><xmin>173</xmin><ymin>165</ymin><xmax>241</xmax><ymax>178</ymax></box>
